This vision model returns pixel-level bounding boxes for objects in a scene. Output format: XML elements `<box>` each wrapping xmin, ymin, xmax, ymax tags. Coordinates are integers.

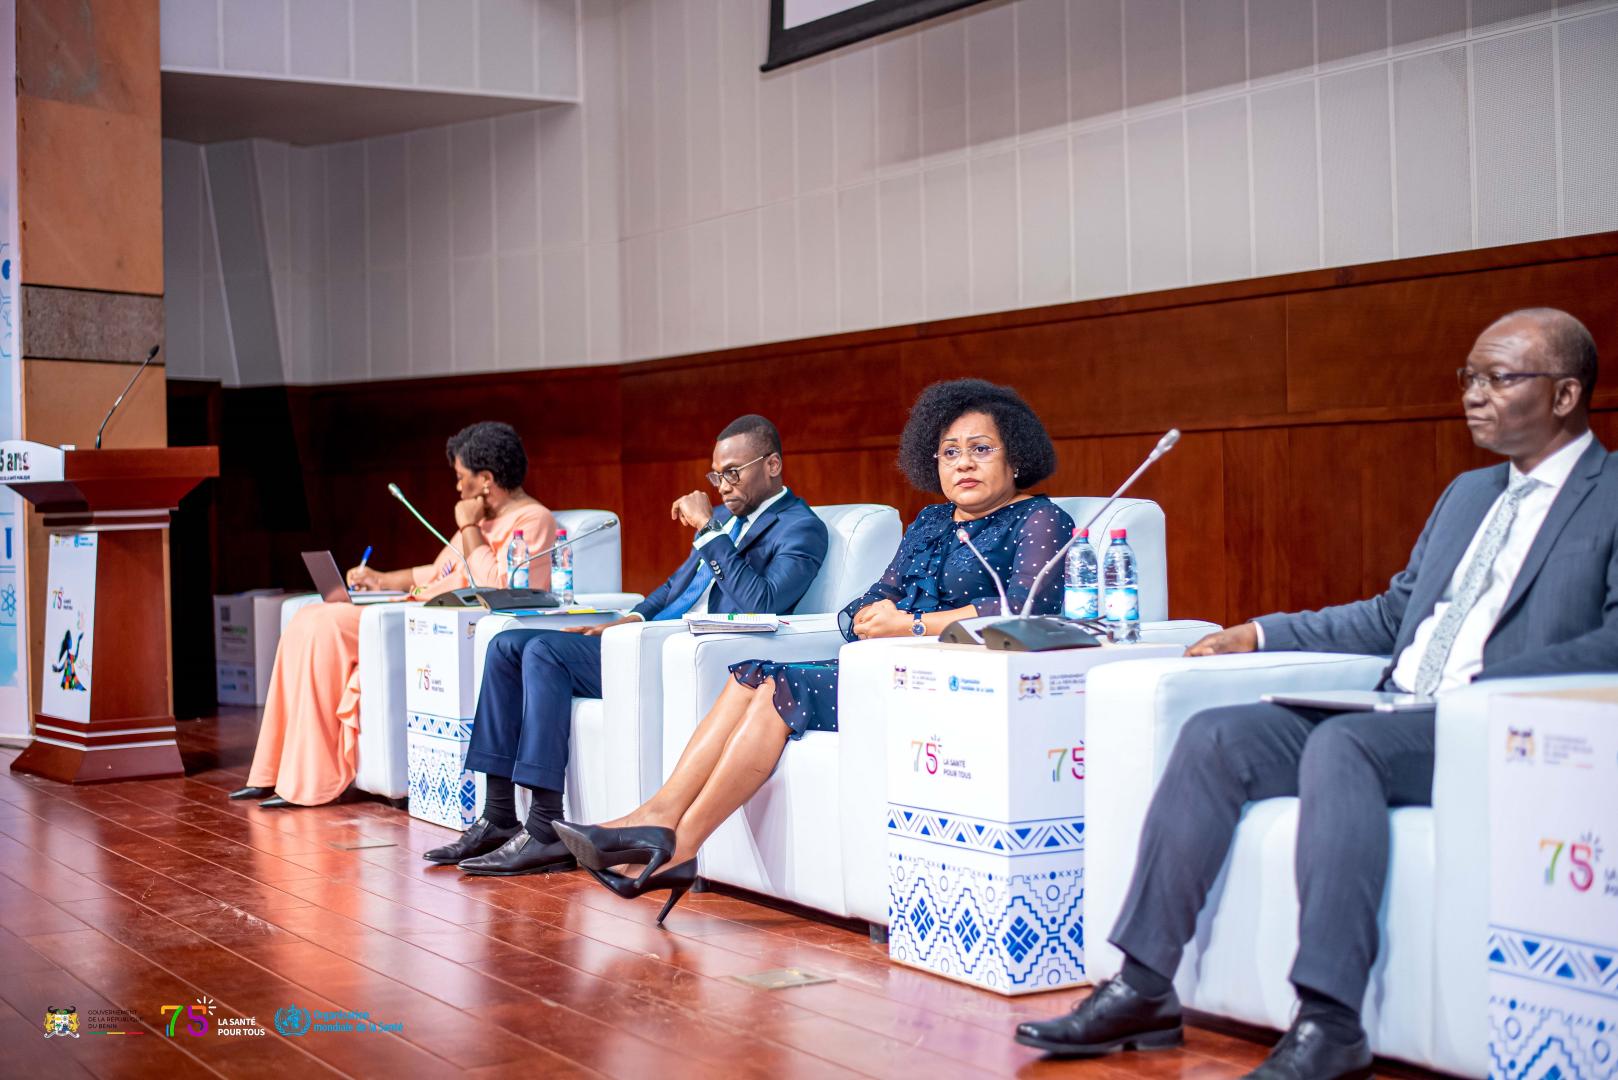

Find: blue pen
<box><xmin>351</xmin><ymin>546</ymin><xmax>373</xmax><ymax>591</ymax></box>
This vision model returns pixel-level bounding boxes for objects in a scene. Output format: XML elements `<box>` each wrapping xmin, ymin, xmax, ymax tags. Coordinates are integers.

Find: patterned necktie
<box><xmin>1412</xmin><ymin>475</ymin><xmax>1539</xmax><ymax>696</ymax></box>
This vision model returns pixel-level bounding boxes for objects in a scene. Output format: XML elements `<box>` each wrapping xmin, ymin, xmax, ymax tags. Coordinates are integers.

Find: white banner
<box><xmin>0</xmin><ymin>0</ymin><xmax>26</xmax><ymax>744</ymax></box>
<box><xmin>40</xmin><ymin>533</ymin><xmax>96</xmax><ymax>723</ymax></box>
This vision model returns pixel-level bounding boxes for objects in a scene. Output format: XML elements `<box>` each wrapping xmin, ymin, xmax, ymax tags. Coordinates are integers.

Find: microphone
<box><xmin>955</xmin><ymin>527</ymin><xmax>1010</xmax><ymax>617</ymax></box>
<box><xmin>387</xmin><ymin>482</ymin><xmax>480</xmax><ymax>588</ymax></box>
<box><xmin>508</xmin><ymin>518</ymin><xmax>618</xmax><ymax>573</ymax></box>
<box><xmin>94</xmin><ymin>344</ymin><xmax>161</xmax><ymax>450</ymax></box>
<box><xmin>1016</xmin><ymin>428</ymin><xmax>1180</xmax><ymax>618</ymax></box>
<box><xmin>937</xmin><ymin>428</ymin><xmax>1181</xmax><ymax>651</ymax></box>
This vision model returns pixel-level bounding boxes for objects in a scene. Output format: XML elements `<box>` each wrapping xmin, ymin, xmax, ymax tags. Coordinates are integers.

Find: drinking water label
<box><xmin>1104</xmin><ymin>586</ymin><xmax>1138</xmax><ymax>622</ymax></box>
<box><xmin>1064</xmin><ymin>584</ymin><xmax>1099</xmax><ymax>621</ymax></box>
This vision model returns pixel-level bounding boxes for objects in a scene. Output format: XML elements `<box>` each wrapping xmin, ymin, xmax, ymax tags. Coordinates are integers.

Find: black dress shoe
<box><xmin>1243</xmin><ymin>1018</ymin><xmax>1372</xmax><ymax>1079</ymax></box>
<box><xmin>1015</xmin><ymin>976</ymin><xmax>1183</xmax><ymax>1057</ymax></box>
<box><xmin>228</xmin><ymin>786</ymin><xmax>273</xmax><ymax>800</ymax></box>
<box><xmin>257</xmin><ymin>795</ymin><xmax>302</xmax><ymax>809</ymax></box>
<box><xmin>458</xmin><ymin>830</ymin><xmax>576</xmax><ymax>876</ymax></box>
<box><xmin>422</xmin><ymin>817</ymin><xmax>522</xmax><ymax>865</ymax></box>
<box><xmin>552</xmin><ymin>820</ymin><xmax>675</xmax><ymax>887</ymax></box>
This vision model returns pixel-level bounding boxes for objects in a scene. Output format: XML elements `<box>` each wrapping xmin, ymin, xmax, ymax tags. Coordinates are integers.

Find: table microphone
<box><xmin>94</xmin><ymin>344</ymin><xmax>161</xmax><ymax>450</ymax></box>
<box><xmin>387</xmin><ymin>482</ymin><xmax>480</xmax><ymax>588</ymax></box>
<box><xmin>938</xmin><ymin>428</ymin><xmax>1181</xmax><ymax>651</ymax></box>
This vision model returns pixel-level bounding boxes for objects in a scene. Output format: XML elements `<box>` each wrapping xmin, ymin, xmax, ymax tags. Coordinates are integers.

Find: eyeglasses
<box><xmin>1456</xmin><ymin>368</ymin><xmax>1562</xmax><ymax>393</ymax></box>
<box><xmin>934</xmin><ymin>444</ymin><xmax>1004</xmax><ymax>465</ymax></box>
<box><xmin>706</xmin><ymin>454</ymin><xmax>767</xmax><ymax>488</ymax></box>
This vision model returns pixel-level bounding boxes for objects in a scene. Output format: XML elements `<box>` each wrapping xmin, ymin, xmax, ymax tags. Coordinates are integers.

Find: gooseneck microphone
<box><xmin>387</xmin><ymin>482</ymin><xmax>481</xmax><ymax>588</ymax></box>
<box><xmin>95</xmin><ymin>344</ymin><xmax>161</xmax><ymax>450</ymax></box>
<box><xmin>508</xmin><ymin>517</ymin><xmax>619</xmax><ymax>573</ymax></box>
<box><xmin>937</xmin><ymin>428</ymin><xmax>1181</xmax><ymax>650</ymax></box>
<box><xmin>1016</xmin><ymin>428</ymin><xmax>1180</xmax><ymax>618</ymax></box>
<box><xmin>956</xmin><ymin>527</ymin><xmax>1010</xmax><ymax>616</ymax></box>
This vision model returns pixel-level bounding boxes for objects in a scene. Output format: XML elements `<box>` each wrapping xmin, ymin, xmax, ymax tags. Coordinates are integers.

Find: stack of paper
<box><xmin>683</xmin><ymin>613</ymin><xmax>782</xmax><ymax>634</ymax></box>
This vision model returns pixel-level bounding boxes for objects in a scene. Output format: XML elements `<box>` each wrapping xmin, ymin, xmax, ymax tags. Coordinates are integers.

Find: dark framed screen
<box><xmin>764</xmin><ymin>0</ymin><xmax>994</xmax><ymax>71</ymax></box>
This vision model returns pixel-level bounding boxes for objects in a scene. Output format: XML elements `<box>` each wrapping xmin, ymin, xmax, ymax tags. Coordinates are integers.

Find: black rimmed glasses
<box><xmin>1457</xmin><ymin>368</ymin><xmax>1562</xmax><ymax>393</ymax></box>
<box><xmin>706</xmin><ymin>454</ymin><xmax>767</xmax><ymax>488</ymax></box>
<box><xmin>934</xmin><ymin>444</ymin><xmax>1004</xmax><ymax>465</ymax></box>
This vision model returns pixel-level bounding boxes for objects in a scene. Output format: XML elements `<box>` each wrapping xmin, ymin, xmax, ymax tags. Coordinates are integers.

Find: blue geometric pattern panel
<box><xmin>406</xmin><ymin>712</ymin><xmax>482</xmax><ymax>830</ymax></box>
<box><xmin>887</xmin><ymin>803</ymin><xmax>1085</xmax><ymax>856</ymax></box>
<box><xmin>888</xmin><ymin>840</ymin><xmax>1085</xmax><ymax>995</ymax></box>
<box><xmin>1490</xmin><ymin>926</ymin><xmax>1618</xmax><ymax>1079</ymax></box>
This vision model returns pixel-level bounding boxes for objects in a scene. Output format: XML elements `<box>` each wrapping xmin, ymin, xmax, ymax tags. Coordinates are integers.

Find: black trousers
<box><xmin>462</xmin><ymin>629</ymin><xmax>604</xmax><ymax>792</ymax></box>
<box><xmin>1108</xmin><ymin>702</ymin><xmax>1436</xmax><ymax>1011</ymax></box>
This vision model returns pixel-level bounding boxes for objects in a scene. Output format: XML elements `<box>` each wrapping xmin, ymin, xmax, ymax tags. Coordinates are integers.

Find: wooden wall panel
<box><xmin>1286</xmin><ymin>255</ymin><xmax>1618</xmax><ymax>413</ymax></box>
<box><xmin>188</xmin><ymin>231</ymin><xmax>1618</xmax><ymax>640</ymax></box>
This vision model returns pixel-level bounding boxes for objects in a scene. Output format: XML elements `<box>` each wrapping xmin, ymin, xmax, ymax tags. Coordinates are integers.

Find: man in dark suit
<box><xmin>1017</xmin><ymin>308</ymin><xmax>1616</xmax><ymax>1079</ymax></box>
<box><xmin>426</xmin><ymin>414</ymin><xmax>829</xmax><ymax>875</ymax></box>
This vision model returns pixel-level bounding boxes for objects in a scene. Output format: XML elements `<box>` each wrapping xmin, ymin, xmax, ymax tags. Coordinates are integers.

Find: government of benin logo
<box><xmin>1505</xmin><ymin>726</ymin><xmax>1535</xmax><ymax>762</ymax></box>
<box><xmin>1019</xmin><ymin>673</ymin><xmax>1044</xmax><ymax>700</ymax></box>
<box><xmin>274</xmin><ymin>1004</ymin><xmax>311</xmax><ymax>1037</ymax></box>
<box><xmin>892</xmin><ymin>666</ymin><xmax>907</xmax><ymax>689</ymax></box>
<box><xmin>43</xmin><ymin>1006</ymin><xmax>79</xmax><ymax>1038</ymax></box>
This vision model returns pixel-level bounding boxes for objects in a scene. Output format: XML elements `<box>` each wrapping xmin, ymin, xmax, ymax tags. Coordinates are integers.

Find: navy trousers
<box><xmin>463</xmin><ymin>629</ymin><xmax>605</xmax><ymax>791</ymax></box>
<box><xmin>1108</xmin><ymin>702</ymin><xmax>1437</xmax><ymax>1012</ymax></box>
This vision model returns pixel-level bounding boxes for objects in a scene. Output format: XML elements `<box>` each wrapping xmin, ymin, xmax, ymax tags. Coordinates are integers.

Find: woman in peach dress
<box><xmin>233</xmin><ymin>422</ymin><xmax>555</xmax><ymax>808</ymax></box>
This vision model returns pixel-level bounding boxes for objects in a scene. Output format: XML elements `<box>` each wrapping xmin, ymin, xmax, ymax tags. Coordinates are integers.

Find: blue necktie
<box><xmin>653</xmin><ymin>517</ymin><xmax>735</xmax><ymax>620</ymax></box>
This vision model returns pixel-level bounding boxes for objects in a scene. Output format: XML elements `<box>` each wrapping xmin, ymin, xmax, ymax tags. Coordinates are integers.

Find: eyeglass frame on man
<box><xmin>706</xmin><ymin>453</ymin><xmax>770</xmax><ymax>488</ymax></box>
<box><xmin>1456</xmin><ymin>367</ymin><xmax>1566</xmax><ymax>393</ymax></box>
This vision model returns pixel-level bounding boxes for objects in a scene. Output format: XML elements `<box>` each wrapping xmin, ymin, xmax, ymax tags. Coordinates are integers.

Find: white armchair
<box><xmin>662</xmin><ymin>496</ymin><xmax>1183</xmax><ymax>922</ymax></box>
<box><xmin>1082</xmin><ymin>653</ymin><xmax>1611</xmax><ymax>1077</ymax></box>
<box><xmin>476</xmin><ymin>502</ymin><xmax>902</xmax><ymax>825</ymax></box>
<box><xmin>275</xmin><ymin>508</ymin><xmax>632</xmax><ymax>801</ymax></box>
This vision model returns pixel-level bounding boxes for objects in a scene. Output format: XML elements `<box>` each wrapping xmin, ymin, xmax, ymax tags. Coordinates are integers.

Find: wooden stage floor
<box><xmin>0</xmin><ymin>710</ymin><xmax>1288</xmax><ymax>1079</ymax></box>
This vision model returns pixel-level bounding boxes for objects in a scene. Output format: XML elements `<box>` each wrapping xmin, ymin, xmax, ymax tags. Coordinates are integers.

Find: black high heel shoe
<box><xmin>584</xmin><ymin>861</ymin><xmax>697</xmax><ymax>926</ymax></box>
<box><xmin>227</xmin><ymin>786</ymin><xmax>273</xmax><ymax>800</ymax></box>
<box><xmin>552</xmin><ymin>821</ymin><xmax>675</xmax><ymax>888</ymax></box>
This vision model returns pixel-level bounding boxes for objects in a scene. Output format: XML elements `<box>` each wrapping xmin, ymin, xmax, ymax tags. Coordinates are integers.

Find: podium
<box><xmin>1</xmin><ymin>442</ymin><xmax>218</xmax><ymax>783</ymax></box>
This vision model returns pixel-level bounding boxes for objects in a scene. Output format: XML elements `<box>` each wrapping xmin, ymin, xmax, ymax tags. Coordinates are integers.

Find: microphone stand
<box><xmin>95</xmin><ymin>345</ymin><xmax>161</xmax><ymax>450</ymax></box>
<box><xmin>938</xmin><ymin>429</ymin><xmax>1181</xmax><ymax>651</ymax></box>
<box><xmin>386</xmin><ymin>482</ymin><xmax>563</xmax><ymax>612</ymax></box>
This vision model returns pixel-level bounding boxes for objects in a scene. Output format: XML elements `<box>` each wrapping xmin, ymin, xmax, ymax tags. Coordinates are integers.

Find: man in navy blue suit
<box><xmin>426</xmin><ymin>415</ymin><xmax>830</xmax><ymax>875</ymax></box>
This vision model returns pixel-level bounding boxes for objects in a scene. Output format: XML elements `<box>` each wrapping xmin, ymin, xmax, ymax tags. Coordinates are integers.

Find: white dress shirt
<box><xmin>1386</xmin><ymin>431</ymin><xmax>1593</xmax><ymax>693</ymax></box>
<box><xmin>684</xmin><ymin>486</ymin><xmax>790</xmax><ymax>616</ymax></box>
<box><xmin>1251</xmin><ymin>431</ymin><xmax>1594</xmax><ymax>694</ymax></box>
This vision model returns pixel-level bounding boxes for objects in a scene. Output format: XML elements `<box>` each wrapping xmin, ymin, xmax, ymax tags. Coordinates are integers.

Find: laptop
<box><xmin>1261</xmin><ymin>689</ymin><xmax>1435</xmax><ymax>714</ymax></box>
<box><xmin>301</xmin><ymin>551</ymin><xmax>407</xmax><ymax>605</ymax></box>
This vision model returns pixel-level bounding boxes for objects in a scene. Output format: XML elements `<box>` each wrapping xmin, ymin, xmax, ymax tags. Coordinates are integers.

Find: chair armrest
<box><xmin>353</xmin><ymin>602</ymin><xmax>421</xmax><ymax>798</ymax></box>
<box><xmin>279</xmin><ymin>593</ymin><xmax>321</xmax><ymax>634</ymax></box>
<box><xmin>572</xmin><ymin>591</ymin><xmax>644</xmax><ymax>611</ymax></box>
<box><xmin>658</xmin><ymin>618</ymin><xmax>848</xmax><ymax>780</ymax></box>
<box><xmin>1084</xmin><ymin>650</ymin><xmax>1387</xmax><ymax>980</ymax></box>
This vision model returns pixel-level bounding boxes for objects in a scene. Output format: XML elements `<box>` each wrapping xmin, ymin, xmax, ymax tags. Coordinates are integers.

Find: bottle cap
<box><xmin>1079</xmin><ymin>528</ymin><xmax>1089</xmax><ymax>539</ymax></box>
<box><xmin>557</xmin><ymin>527</ymin><xmax>567</xmax><ymax>536</ymax></box>
<box><xmin>514</xmin><ymin>529</ymin><xmax>523</xmax><ymax>539</ymax></box>
<box><xmin>1110</xmin><ymin>528</ymin><xmax>1127</xmax><ymax>539</ymax></box>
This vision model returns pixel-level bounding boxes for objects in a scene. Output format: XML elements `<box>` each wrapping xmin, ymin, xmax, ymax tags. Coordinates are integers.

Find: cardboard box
<box><xmin>1487</xmin><ymin>687</ymin><xmax>1618</xmax><ymax>1078</ymax></box>
<box><xmin>212</xmin><ymin>590</ymin><xmax>288</xmax><ymax>705</ymax></box>
<box><xmin>882</xmin><ymin>641</ymin><xmax>1183</xmax><ymax>994</ymax></box>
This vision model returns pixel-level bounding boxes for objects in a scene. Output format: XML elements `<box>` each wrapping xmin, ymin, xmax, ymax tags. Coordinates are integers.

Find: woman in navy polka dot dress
<box><xmin>555</xmin><ymin>380</ymin><xmax>1074</xmax><ymax>918</ymax></box>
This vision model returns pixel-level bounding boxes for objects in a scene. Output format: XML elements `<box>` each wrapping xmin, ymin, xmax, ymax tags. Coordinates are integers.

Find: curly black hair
<box><xmin>898</xmin><ymin>379</ymin><xmax>1057</xmax><ymax>494</ymax></box>
<box><xmin>445</xmin><ymin>421</ymin><xmax>528</xmax><ymax>491</ymax></box>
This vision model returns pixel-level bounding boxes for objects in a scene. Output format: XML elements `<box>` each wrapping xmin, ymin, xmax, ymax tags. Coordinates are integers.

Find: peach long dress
<box><xmin>246</xmin><ymin>500</ymin><xmax>555</xmax><ymax>805</ymax></box>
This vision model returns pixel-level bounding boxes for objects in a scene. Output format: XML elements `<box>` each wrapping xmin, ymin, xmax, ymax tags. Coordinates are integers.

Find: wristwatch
<box><xmin>911</xmin><ymin>615</ymin><xmax>927</xmax><ymax>636</ymax></box>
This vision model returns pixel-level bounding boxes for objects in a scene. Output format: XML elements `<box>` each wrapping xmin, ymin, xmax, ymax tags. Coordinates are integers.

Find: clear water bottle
<box><xmin>1102</xmin><ymin>528</ymin><xmax>1140</xmax><ymax>643</ymax></box>
<box><xmin>507</xmin><ymin>529</ymin><xmax>530</xmax><ymax>589</ymax></box>
<box><xmin>1062</xmin><ymin>527</ymin><xmax>1100</xmax><ymax>621</ymax></box>
<box><xmin>552</xmin><ymin>526</ymin><xmax>574</xmax><ymax>605</ymax></box>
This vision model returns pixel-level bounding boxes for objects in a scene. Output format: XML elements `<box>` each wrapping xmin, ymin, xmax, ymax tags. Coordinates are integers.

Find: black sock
<box><xmin>522</xmin><ymin>786</ymin><xmax>564</xmax><ymax>843</ymax></box>
<box><xmin>1296</xmin><ymin>986</ymin><xmax>1364</xmax><ymax>1043</ymax></box>
<box><xmin>481</xmin><ymin>775</ymin><xmax>518</xmax><ymax>829</ymax></box>
<box><xmin>1120</xmin><ymin>955</ymin><xmax>1173</xmax><ymax>999</ymax></box>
